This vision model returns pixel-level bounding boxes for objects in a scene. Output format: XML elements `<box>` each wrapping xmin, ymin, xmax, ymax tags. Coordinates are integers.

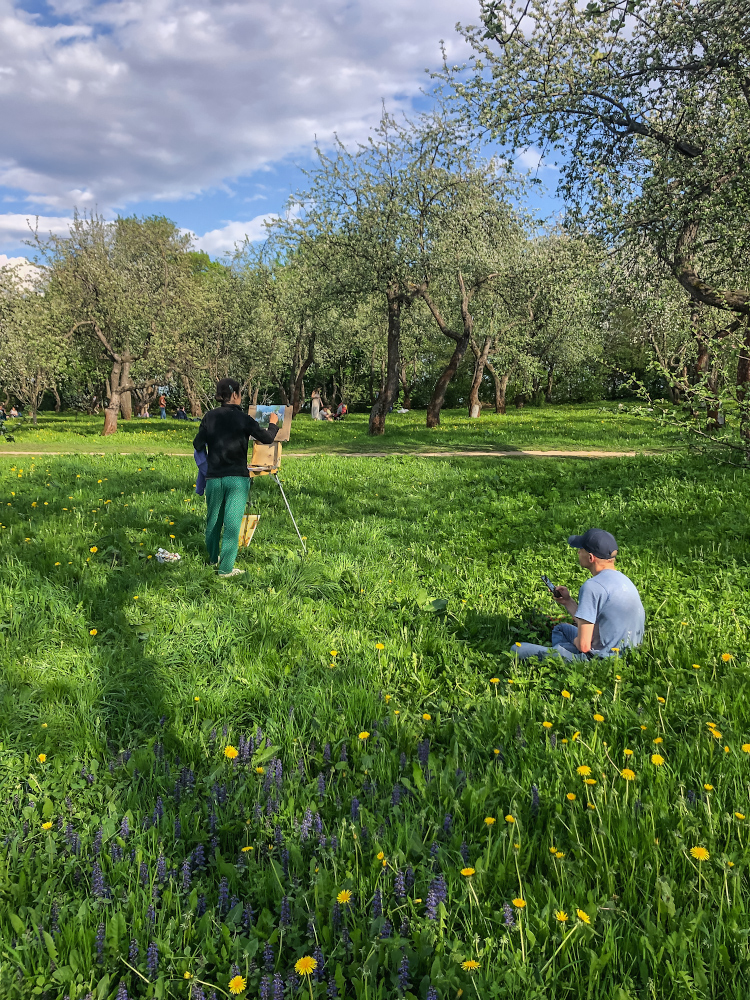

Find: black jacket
<box><xmin>193</xmin><ymin>405</ymin><xmax>279</xmax><ymax>479</ymax></box>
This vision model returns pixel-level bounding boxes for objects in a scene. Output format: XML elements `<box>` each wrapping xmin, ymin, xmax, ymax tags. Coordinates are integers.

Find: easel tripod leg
<box><xmin>273</xmin><ymin>474</ymin><xmax>307</xmax><ymax>554</ymax></box>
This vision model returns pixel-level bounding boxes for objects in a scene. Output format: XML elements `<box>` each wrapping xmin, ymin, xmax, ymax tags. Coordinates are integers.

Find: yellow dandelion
<box><xmin>566</xmin><ymin>793</ymin><xmax>576</xmax><ymax>801</ymax></box>
<box><xmin>542</xmin><ymin>721</ymin><xmax>553</xmax><ymax>729</ymax></box>
<box><xmin>89</xmin><ymin>546</ymin><xmax>98</xmax><ymax>553</ymax></box>
<box><xmin>572</xmin><ymin>731</ymin><xmax>580</xmax><ymax>741</ymax></box>
<box><xmin>657</xmin><ymin>696</ymin><xmax>665</xmax><ymax>704</ymax></box>
<box><xmin>651</xmin><ymin>754</ymin><xmax>665</xmax><ymax>766</ymax></box>
<box><xmin>330</xmin><ymin>650</ymin><xmax>338</xmax><ymax>657</ymax></box>
<box><xmin>653</xmin><ymin>736</ymin><xmax>663</xmax><ymax>744</ymax></box>
<box><xmin>587</xmin><ymin>803</ymin><xmax>596</xmax><ymax>810</ymax></box>
<box><xmin>358</xmin><ymin>731</ymin><xmax>370</xmax><ymax>740</ymax></box>
<box><xmin>493</xmin><ymin>749</ymin><xmax>500</xmax><ymax>755</ymax></box>
<box><xmin>194</xmin><ymin>696</ymin><xmax>200</xmax><ymax>702</ymax></box>
<box><xmin>422</xmin><ymin>713</ymin><xmax>432</xmax><ymax>721</ymax></box>
<box><xmin>735</xmin><ymin>812</ymin><xmax>746</xmax><ymax>820</ymax></box>
<box><xmin>512</xmin><ymin>897</ymin><xmax>526</xmax><ymax>908</ymax></box>
<box><xmin>577</xmin><ymin>909</ymin><xmax>591</xmax><ymax>924</ymax></box>
<box><xmin>184</xmin><ymin>972</ymin><xmax>193</xmax><ymax>979</ymax></box>
<box><xmin>593</xmin><ymin>714</ymin><xmax>604</xmax><ymax>723</ymax></box>
<box><xmin>484</xmin><ymin>817</ymin><xmax>496</xmax><ymax>826</ymax></box>
<box><xmin>241</xmin><ymin>845</ymin><xmax>253</xmax><ymax>852</ymax></box>
<box><xmin>41</xmin><ymin>723</ymin><xmax>47</xmax><ymax>728</ymax></box>
<box><xmin>89</xmin><ymin>629</ymin><xmax>98</xmax><ymax>636</ymax></box>
<box><xmin>722</xmin><ymin>653</ymin><xmax>732</xmax><ymax>662</ymax></box>
<box><xmin>562</xmin><ymin>690</ymin><xmax>571</xmax><ymax>699</ymax></box>
<box><xmin>621</xmin><ymin>768</ymin><xmax>636</xmax><ymax>781</ymax></box>
<box><xmin>576</xmin><ymin>765</ymin><xmax>592</xmax><ymax>776</ymax></box>
<box><xmin>555</xmin><ymin>851</ymin><xmax>565</xmax><ymax>859</ymax></box>
<box><xmin>295</xmin><ymin>956</ymin><xmax>317</xmax><ymax>977</ymax></box>
<box><xmin>41</xmin><ymin>821</ymin><xmax>53</xmax><ymax>830</ymax></box>
<box><xmin>624</xmin><ymin>748</ymin><xmax>633</xmax><ymax>756</ymax></box>
<box><xmin>337</xmin><ymin>889</ymin><xmax>352</xmax><ymax>904</ymax></box>
<box><xmin>224</xmin><ymin>746</ymin><xmax>239</xmax><ymax>760</ymax></box>
<box><xmin>461</xmin><ymin>960</ymin><xmax>480</xmax><ymax>972</ymax></box>
<box><xmin>37</xmin><ymin>753</ymin><xmax>47</xmax><ymax>763</ymax></box>
<box><xmin>742</xmin><ymin>744</ymin><xmax>750</xmax><ymax>754</ymax></box>
<box><xmin>704</xmin><ymin>783</ymin><xmax>714</xmax><ymax>791</ymax></box>
<box><xmin>690</xmin><ymin>846</ymin><xmax>710</xmax><ymax>861</ymax></box>
<box><xmin>461</xmin><ymin>867</ymin><xmax>475</xmax><ymax>877</ymax></box>
<box><xmin>555</xmin><ymin>910</ymin><xmax>568</xmax><ymax>922</ymax></box>
<box><xmin>490</xmin><ymin>677</ymin><xmax>500</xmax><ymax>685</ymax></box>
<box><xmin>375</xmin><ymin>642</ymin><xmax>385</xmax><ymax>650</ymax></box>
<box><xmin>640</xmin><ymin>724</ymin><xmax>647</xmax><ymax>730</ymax></box>
<box><xmin>505</xmin><ymin>814</ymin><xmax>515</xmax><ymax>823</ymax></box>
<box><xmin>377</xmin><ymin>851</ymin><xmax>385</xmax><ymax>860</ymax></box>
<box><xmin>549</xmin><ymin>846</ymin><xmax>557</xmax><ymax>853</ymax></box>
<box><xmin>584</xmin><ymin>778</ymin><xmax>597</xmax><ymax>785</ymax></box>
<box><xmin>693</xmin><ymin>664</ymin><xmax>701</xmax><ymax>669</ymax></box>
<box><xmin>725</xmin><ymin>746</ymin><xmax>730</xmax><ymax>753</ymax></box>
<box><xmin>384</xmin><ymin>694</ymin><xmax>391</xmax><ymax>703</ymax></box>
<box><xmin>228</xmin><ymin>974</ymin><xmax>247</xmax><ymax>995</ymax></box>
<box><xmin>255</xmin><ymin>766</ymin><xmax>264</xmax><ymax>774</ymax></box>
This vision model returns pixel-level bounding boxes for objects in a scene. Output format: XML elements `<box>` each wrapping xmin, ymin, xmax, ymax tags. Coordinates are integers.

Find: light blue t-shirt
<box><xmin>576</xmin><ymin>569</ymin><xmax>645</xmax><ymax>656</ymax></box>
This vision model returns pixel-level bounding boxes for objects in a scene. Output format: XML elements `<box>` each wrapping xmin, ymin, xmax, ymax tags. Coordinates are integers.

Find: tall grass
<box><xmin>0</xmin><ymin>450</ymin><xmax>748</xmax><ymax>999</ymax></box>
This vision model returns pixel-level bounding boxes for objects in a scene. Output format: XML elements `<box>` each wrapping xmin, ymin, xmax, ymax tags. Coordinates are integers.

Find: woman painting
<box><xmin>193</xmin><ymin>378</ymin><xmax>279</xmax><ymax>578</ymax></box>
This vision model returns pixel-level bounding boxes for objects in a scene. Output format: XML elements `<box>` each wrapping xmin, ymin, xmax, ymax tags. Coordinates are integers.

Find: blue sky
<box><xmin>0</xmin><ymin>0</ymin><xmax>562</xmax><ymax>262</ymax></box>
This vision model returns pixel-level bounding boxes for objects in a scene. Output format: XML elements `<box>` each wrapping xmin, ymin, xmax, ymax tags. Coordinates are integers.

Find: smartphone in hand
<box><xmin>541</xmin><ymin>574</ymin><xmax>559</xmax><ymax>597</ymax></box>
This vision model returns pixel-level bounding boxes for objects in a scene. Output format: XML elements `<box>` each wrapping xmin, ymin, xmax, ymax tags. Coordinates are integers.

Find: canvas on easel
<box><xmin>244</xmin><ymin>405</ymin><xmax>307</xmax><ymax>553</ymax></box>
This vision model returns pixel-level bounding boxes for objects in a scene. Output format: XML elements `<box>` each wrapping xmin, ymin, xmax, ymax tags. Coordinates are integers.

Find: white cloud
<box><xmin>0</xmin><ymin>253</ymin><xmax>43</xmax><ymax>285</ymax></box>
<box><xmin>516</xmin><ymin>148</ymin><xmax>558</xmax><ymax>172</ymax></box>
<box><xmin>0</xmin><ymin>0</ymin><xmax>478</xmax><ymax>213</ymax></box>
<box><xmin>190</xmin><ymin>214</ymin><xmax>278</xmax><ymax>256</ymax></box>
<box><xmin>0</xmin><ymin>212</ymin><xmax>74</xmax><ymax>243</ymax></box>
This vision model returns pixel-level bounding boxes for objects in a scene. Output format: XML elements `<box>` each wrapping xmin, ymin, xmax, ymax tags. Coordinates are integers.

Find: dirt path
<box><xmin>1</xmin><ymin>448</ymin><xmax>638</xmax><ymax>459</ymax></box>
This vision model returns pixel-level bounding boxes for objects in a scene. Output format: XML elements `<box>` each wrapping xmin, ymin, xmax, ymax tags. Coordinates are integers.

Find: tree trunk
<box><xmin>52</xmin><ymin>385</ymin><xmax>62</xmax><ymax>413</ymax></box>
<box><xmin>736</xmin><ymin>319</ymin><xmax>750</xmax><ymax>441</ymax></box>
<box><xmin>426</xmin><ymin>333</ymin><xmax>470</xmax><ymax>428</ymax></box>
<box><xmin>486</xmin><ymin>361</ymin><xmax>509</xmax><ymax>414</ymax></box>
<box><xmin>102</xmin><ymin>359</ymin><xmax>123</xmax><ymax>435</ymax></box>
<box><xmin>368</xmin><ymin>288</ymin><xmax>402</xmax><ymax>436</ymax></box>
<box><xmin>468</xmin><ymin>337</ymin><xmax>492</xmax><ymax>418</ymax></box>
<box><xmin>291</xmin><ymin>332</ymin><xmax>316</xmax><ymax>415</ymax></box>
<box><xmin>180</xmin><ymin>373</ymin><xmax>203</xmax><ymax>418</ymax></box>
<box><xmin>544</xmin><ymin>366</ymin><xmax>555</xmax><ymax>404</ymax></box>
<box><xmin>119</xmin><ymin>361</ymin><xmax>132</xmax><ymax>419</ymax></box>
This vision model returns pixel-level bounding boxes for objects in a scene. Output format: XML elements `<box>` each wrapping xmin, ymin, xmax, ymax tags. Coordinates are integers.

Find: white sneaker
<box><xmin>218</xmin><ymin>568</ymin><xmax>245</xmax><ymax>578</ymax></box>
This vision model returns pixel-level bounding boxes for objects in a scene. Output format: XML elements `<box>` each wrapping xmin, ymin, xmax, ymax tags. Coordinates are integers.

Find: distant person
<box><xmin>320</xmin><ymin>406</ymin><xmax>333</xmax><ymax>421</ymax></box>
<box><xmin>159</xmin><ymin>394</ymin><xmax>167</xmax><ymax>419</ymax></box>
<box><xmin>512</xmin><ymin>529</ymin><xmax>645</xmax><ymax>661</ymax></box>
<box><xmin>9</xmin><ymin>407</ymin><xmax>18</xmax><ymax>418</ymax></box>
<box><xmin>0</xmin><ymin>405</ymin><xmax>6</xmax><ymax>420</ymax></box>
<box><xmin>311</xmin><ymin>389</ymin><xmax>321</xmax><ymax>421</ymax></box>
<box><xmin>335</xmin><ymin>402</ymin><xmax>348</xmax><ymax>420</ymax></box>
<box><xmin>175</xmin><ymin>406</ymin><xmax>187</xmax><ymax>420</ymax></box>
<box><xmin>193</xmin><ymin>377</ymin><xmax>279</xmax><ymax>579</ymax></box>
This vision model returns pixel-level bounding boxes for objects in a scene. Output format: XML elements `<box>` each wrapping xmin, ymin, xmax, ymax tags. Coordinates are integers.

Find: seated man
<box><xmin>512</xmin><ymin>528</ymin><xmax>645</xmax><ymax>661</ymax></box>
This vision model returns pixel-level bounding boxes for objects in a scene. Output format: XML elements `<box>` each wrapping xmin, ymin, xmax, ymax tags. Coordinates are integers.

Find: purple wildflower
<box><xmin>317</xmin><ymin>773</ymin><xmax>326</xmax><ymax>800</ymax></box>
<box><xmin>301</xmin><ymin>807</ymin><xmax>313</xmax><ymax>841</ymax></box>
<box><xmin>381</xmin><ymin>919</ymin><xmax>392</xmax><ymax>938</ymax></box>
<box><xmin>116</xmin><ymin>983</ymin><xmax>128</xmax><ymax>1000</ymax></box>
<box><xmin>405</xmin><ymin>866</ymin><xmax>415</xmax><ymax>889</ymax></box>
<box><xmin>331</xmin><ymin>835</ymin><xmax>339</xmax><ymax>853</ymax></box>
<box><xmin>341</xmin><ymin>926</ymin><xmax>351</xmax><ymax>950</ymax></box>
<box><xmin>327</xmin><ymin>977</ymin><xmax>339</xmax><ymax>998</ymax></box>
<box><xmin>417</xmin><ymin>739</ymin><xmax>430</xmax><ymax>769</ymax></box>
<box><xmin>442</xmin><ymin>814</ymin><xmax>452</xmax><ymax>834</ymax></box>
<box><xmin>398</xmin><ymin>953</ymin><xmax>410</xmax><ymax>991</ymax></box>
<box><xmin>120</xmin><ymin>816</ymin><xmax>130</xmax><ymax>839</ymax></box>
<box><xmin>128</xmin><ymin>939</ymin><xmax>138</xmax><ymax>961</ymax></box>
<box><xmin>323</xmin><ymin>742</ymin><xmax>331</xmax><ymax>763</ymax></box>
<box><xmin>431</xmin><ymin>875</ymin><xmax>447</xmax><ymax>904</ymax></box>
<box><xmin>313</xmin><ymin>945</ymin><xmax>325</xmax><ymax>981</ymax></box>
<box><xmin>298</xmin><ymin>758</ymin><xmax>306</xmax><ymax>778</ymax></box>
<box><xmin>395</xmin><ymin>869</ymin><xmax>406</xmax><ymax>899</ymax></box>
<box><xmin>332</xmin><ymin>901</ymin><xmax>342</xmax><ymax>929</ymax></box>
<box><xmin>260</xmin><ymin>976</ymin><xmax>271</xmax><ymax>1000</ymax></box>
<box><xmin>92</xmin><ymin>862</ymin><xmax>106</xmax><ymax>899</ymax></box>
<box><xmin>273</xmin><ymin>974</ymin><xmax>284</xmax><ymax>1000</ymax></box>
<box><xmin>503</xmin><ymin>902</ymin><xmax>515</xmax><ymax>927</ymax></box>
<box><xmin>399</xmin><ymin>918</ymin><xmax>409</xmax><ymax>937</ymax></box>
<box><xmin>146</xmin><ymin>941</ymin><xmax>159</xmax><ymax>977</ymax></box>
<box><xmin>243</xmin><ymin>901</ymin><xmax>254</xmax><ymax>929</ymax></box>
<box><xmin>282</xmin><ymin>848</ymin><xmax>290</xmax><ymax>876</ymax></box>
<box><xmin>314</xmin><ymin>812</ymin><xmax>323</xmax><ymax>835</ymax></box>
<box><xmin>426</xmin><ymin>888</ymin><xmax>438</xmax><ymax>920</ymax></box>
<box><xmin>372</xmin><ymin>889</ymin><xmax>382</xmax><ymax>918</ymax></box>
<box><xmin>351</xmin><ymin>798</ymin><xmax>360</xmax><ymax>822</ymax></box>
<box><xmin>196</xmin><ymin>895</ymin><xmax>206</xmax><ymax>917</ymax></box>
<box><xmin>156</xmin><ymin>853</ymin><xmax>166</xmax><ymax>883</ymax></box>
<box><xmin>391</xmin><ymin>784</ymin><xmax>401</xmax><ymax>806</ymax></box>
<box><xmin>50</xmin><ymin>902</ymin><xmax>60</xmax><ymax>936</ymax></box>
<box><xmin>460</xmin><ymin>841</ymin><xmax>470</xmax><ymax>865</ymax></box>
<box><xmin>275</xmin><ymin>758</ymin><xmax>283</xmax><ymax>790</ymax></box>
<box><xmin>146</xmin><ymin>904</ymin><xmax>156</xmax><ymax>924</ymax></box>
<box><xmin>218</xmin><ymin>877</ymin><xmax>229</xmax><ymax>914</ymax></box>
<box><xmin>181</xmin><ymin>859</ymin><xmax>191</xmax><ymax>892</ymax></box>
<box><xmin>263</xmin><ymin>941</ymin><xmax>274</xmax><ymax>971</ymax></box>
<box><xmin>280</xmin><ymin>896</ymin><xmax>291</xmax><ymax>926</ymax></box>
<box><xmin>426</xmin><ymin>988</ymin><xmax>438</xmax><ymax>1000</ymax></box>
<box><xmin>95</xmin><ymin>922</ymin><xmax>105</xmax><ymax>962</ymax></box>
<box><xmin>174</xmin><ymin>817</ymin><xmax>182</xmax><ymax>839</ymax></box>
<box><xmin>140</xmin><ymin>862</ymin><xmax>149</xmax><ymax>886</ymax></box>
<box><xmin>92</xmin><ymin>827</ymin><xmax>103</xmax><ymax>855</ymax></box>
<box><xmin>193</xmin><ymin>843</ymin><xmax>205</xmax><ymax>869</ymax></box>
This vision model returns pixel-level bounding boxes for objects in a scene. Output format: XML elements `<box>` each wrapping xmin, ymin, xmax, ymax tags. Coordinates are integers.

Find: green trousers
<box><xmin>205</xmin><ymin>477</ymin><xmax>251</xmax><ymax>574</ymax></box>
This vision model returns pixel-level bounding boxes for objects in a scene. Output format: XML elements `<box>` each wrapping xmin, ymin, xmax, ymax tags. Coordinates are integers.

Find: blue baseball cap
<box><xmin>568</xmin><ymin>528</ymin><xmax>618</xmax><ymax>559</ymax></box>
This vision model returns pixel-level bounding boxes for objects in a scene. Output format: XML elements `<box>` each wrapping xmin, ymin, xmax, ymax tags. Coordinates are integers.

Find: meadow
<box><xmin>1</xmin><ymin>439</ymin><xmax>749</xmax><ymax>1000</ymax></box>
<box><xmin>1</xmin><ymin>403</ymin><xmax>681</xmax><ymax>455</ymax></box>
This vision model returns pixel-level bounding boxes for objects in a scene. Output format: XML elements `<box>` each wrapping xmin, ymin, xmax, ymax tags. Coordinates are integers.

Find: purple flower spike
<box><xmin>503</xmin><ymin>902</ymin><xmax>515</xmax><ymax>927</ymax></box>
<box><xmin>95</xmin><ymin>922</ymin><xmax>105</xmax><ymax>962</ymax></box>
<box><xmin>146</xmin><ymin>941</ymin><xmax>159</xmax><ymax>977</ymax></box>
<box><xmin>398</xmin><ymin>953</ymin><xmax>410</xmax><ymax>991</ymax></box>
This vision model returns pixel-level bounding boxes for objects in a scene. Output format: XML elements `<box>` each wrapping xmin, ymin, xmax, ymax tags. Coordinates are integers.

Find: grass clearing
<box><xmin>1</xmin><ymin>448</ymin><xmax>749</xmax><ymax>999</ymax></box>
<box><xmin>1</xmin><ymin>403</ymin><xmax>681</xmax><ymax>455</ymax></box>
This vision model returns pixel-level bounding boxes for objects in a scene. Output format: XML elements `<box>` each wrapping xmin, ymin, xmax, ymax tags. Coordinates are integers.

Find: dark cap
<box><xmin>568</xmin><ymin>528</ymin><xmax>618</xmax><ymax>560</ymax></box>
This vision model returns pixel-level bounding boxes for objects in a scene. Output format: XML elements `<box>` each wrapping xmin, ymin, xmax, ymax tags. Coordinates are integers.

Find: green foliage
<box><xmin>0</xmin><ymin>443</ymin><xmax>749</xmax><ymax>998</ymax></box>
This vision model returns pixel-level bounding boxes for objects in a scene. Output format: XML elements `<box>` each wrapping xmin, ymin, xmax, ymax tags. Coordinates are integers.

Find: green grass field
<box><xmin>1</xmin><ymin>441</ymin><xmax>749</xmax><ymax>999</ymax></box>
<box><xmin>1</xmin><ymin>403</ymin><xmax>681</xmax><ymax>455</ymax></box>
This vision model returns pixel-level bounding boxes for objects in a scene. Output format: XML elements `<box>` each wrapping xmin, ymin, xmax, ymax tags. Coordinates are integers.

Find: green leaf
<box><xmin>42</xmin><ymin>798</ymin><xmax>54</xmax><ymax>820</ymax></box>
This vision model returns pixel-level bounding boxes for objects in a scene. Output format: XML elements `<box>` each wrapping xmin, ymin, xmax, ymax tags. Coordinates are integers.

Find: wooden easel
<box><xmin>247</xmin><ymin>408</ymin><xmax>307</xmax><ymax>554</ymax></box>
